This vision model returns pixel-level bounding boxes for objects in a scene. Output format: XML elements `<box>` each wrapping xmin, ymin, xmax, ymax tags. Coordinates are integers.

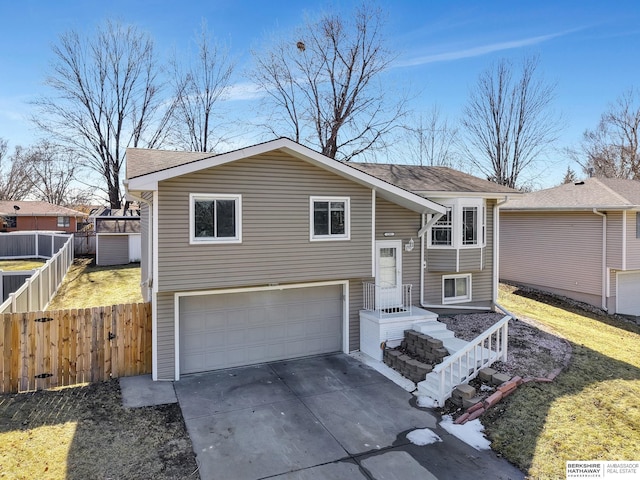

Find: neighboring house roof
<box><xmin>0</xmin><ymin>201</ymin><xmax>86</xmax><ymax>217</ymax></box>
<box><xmin>503</xmin><ymin>177</ymin><xmax>640</xmax><ymax>211</ymax></box>
<box><xmin>126</xmin><ymin>138</ymin><xmax>447</xmax><ymax>216</ymax></box>
<box><xmin>349</xmin><ymin>163</ymin><xmax>518</xmax><ymax>197</ymax></box>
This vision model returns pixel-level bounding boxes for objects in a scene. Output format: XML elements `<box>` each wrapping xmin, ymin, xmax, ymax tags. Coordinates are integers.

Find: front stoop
<box><xmin>378</xmin><ymin>315</ymin><xmax>468</xmax><ymax>385</ymax></box>
<box><xmin>359</xmin><ymin>307</ymin><xmax>439</xmax><ymax>361</ymax></box>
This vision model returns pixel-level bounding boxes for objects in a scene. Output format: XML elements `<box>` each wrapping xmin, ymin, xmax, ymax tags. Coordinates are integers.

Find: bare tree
<box><xmin>579</xmin><ymin>88</ymin><xmax>640</xmax><ymax>179</ymax></box>
<box><xmin>251</xmin><ymin>3</ymin><xmax>405</xmax><ymax>161</ymax></box>
<box><xmin>0</xmin><ymin>140</ymin><xmax>32</xmax><ymax>201</ymax></box>
<box><xmin>19</xmin><ymin>141</ymin><xmax>91</xmax><ymax>206</ymax></box>
<box><xmin>461</xmin><ymin>56</ymin><xmax>560</xmax><ymax>188</ymax></box>
<box><xmin>400</xmin><ymin>106</ymin><xmax>460</xmax><ymax>166</ymax></box>
<box><xmin>562</xmin><ymin>165</ymin><xmax>578</xmax><ymax>184</ymax></box>
<box><xmin>33</xmin><ymin>20</ymin><xmax>174</xmax><ymax>208</ymax></box>
<box><xmin>170</xmin><ymin>22</ymin><xmax>235</xmax><ymax>152</ymax></box>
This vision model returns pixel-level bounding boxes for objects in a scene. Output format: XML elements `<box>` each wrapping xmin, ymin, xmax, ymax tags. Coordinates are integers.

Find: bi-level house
<box><xmin>125</xmin><ymin>138</ymin><xmax>517</xmax><ymax>382</ymax></box>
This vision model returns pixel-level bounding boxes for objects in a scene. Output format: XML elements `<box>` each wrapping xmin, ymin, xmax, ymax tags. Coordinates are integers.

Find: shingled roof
<box><xmin>503</xmin><ymin>177</ymin><xmax>640</xmax><ymax>210</ymax></box>
<box><xmin>349</xmin><ymin>163</ymin><xmax>517</xmax><ymax>196</ymax></box>
<box><xmin>126</xmin><ymin>148</ymin><xmax>214</xmax><ymax>179</ymax></box>
<box><xmin>0</xmin><ymin>201</ymin><xmax>86</xmax><ymax>217</ymax></box>
<box><xmin>126</xmin><ymin>140</ymin><xmax>518</xmax><ymax>198</ymax></box>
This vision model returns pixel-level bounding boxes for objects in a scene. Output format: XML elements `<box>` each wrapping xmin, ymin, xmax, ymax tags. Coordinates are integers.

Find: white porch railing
<box><xmin>424</xmin><ymin>315</ymin><xmax>510</xmax><ymax>406</ymax></box>
<box><xmin>362</xmin><ymin>281</ymin><xmax>413</xmax><ymax>317</ymax></box>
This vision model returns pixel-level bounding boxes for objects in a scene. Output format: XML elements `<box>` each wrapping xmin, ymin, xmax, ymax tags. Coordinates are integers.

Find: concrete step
<box><xmin>442</xmin><ymin>337</ymin><xmax>469</xmax><ymax>353</ymax></box>
<box><xmin>412</xmin><ymin>320</ymin><xmax>456</xmax><ymax>338</ymax></box>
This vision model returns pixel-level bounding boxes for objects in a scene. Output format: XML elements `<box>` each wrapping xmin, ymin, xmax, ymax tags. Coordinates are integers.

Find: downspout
<box><xmin>492</xmin><ymin>196</ymin><xmax>512</xmax><ymax>315</ymax></box>
<box><xmin>593</xmin><ymin>208</ymin><xmax>608</xmax><ymax>311</ymax></box>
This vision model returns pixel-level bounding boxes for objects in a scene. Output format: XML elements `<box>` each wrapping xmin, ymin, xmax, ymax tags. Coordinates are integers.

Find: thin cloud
<box><xmin>397</xmin><ymin>30</ymin><xmax>575</xmax><ymax>68</ymax></box>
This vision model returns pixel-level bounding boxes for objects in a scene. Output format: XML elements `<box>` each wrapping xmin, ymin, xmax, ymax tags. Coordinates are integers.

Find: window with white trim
<box><xmin>190</xmin><ymin>194</ymin><xmax>242</xmax><ymax>244</ymax></box>
<box><xmin>57</xmin><ymin>216</ymin><xmax>70</xmax><ymax>228</ymax></box>
<box><xmin>442</xmin><ymin>274</ymin><xmax>472</xmax><ymax>303</ymax></box>
<box><xmin>428</xmin><ymin>198</ymin><xmax>485</xmax><ymax>248</ymax></box>
<box><xmin>431</xmin><ymin>207</ymin><xmax>452</xmax><ymax>246</ymax></box>
<box><xmin>310</xmin><ymin>196</ymin><xmax>350</xmax><ymax>240</ymax></box>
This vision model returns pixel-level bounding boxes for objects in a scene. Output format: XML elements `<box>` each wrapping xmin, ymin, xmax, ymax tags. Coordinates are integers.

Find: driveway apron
<box><xmin>173</xmin><ymin>353</ymin><xmax>524</xmax><ymax>480</ymax></box>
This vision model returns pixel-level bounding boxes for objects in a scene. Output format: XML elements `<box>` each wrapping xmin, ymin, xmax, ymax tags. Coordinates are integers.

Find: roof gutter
<box><xmin>592</xmin><ymin>208</ymin><xmax>608</xmax><ymax>311</ymax></box>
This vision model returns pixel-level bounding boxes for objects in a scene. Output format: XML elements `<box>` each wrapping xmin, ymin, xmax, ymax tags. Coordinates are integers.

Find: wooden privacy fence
<box><xmin>0</xmin><ymin>302</ymin><xmax>152</xmax><ymax>394</ymax></box>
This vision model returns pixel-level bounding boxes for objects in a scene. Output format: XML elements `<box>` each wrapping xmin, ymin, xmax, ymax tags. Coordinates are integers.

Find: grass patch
<box><xmin>47</xmin><ymin>257</ymin><xmax>143</xmax><ymax>310</ymax></box>
<box><xmin>0</xmin><ymin>259</ymin><xmax>45</xmax><ymax>271</ymax></box>
<box><xmin>0</xmin><ymin>380</ymin><xmax>198</xmax><ymax>479</ymax></box>
<box><xmin>483</xmin><ymin>284</ymin><xmax>640</xmax><ymax>479</ymax></box>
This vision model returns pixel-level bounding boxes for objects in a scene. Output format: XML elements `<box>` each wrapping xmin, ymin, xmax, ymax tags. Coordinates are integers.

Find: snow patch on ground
<box><xmin>440</xmin><ymin>415</ymin><xmax>491</xmax><ymax>450</ymax></box>
<box><xmin>406</xmin><ymin>428</ymin><xmax>442</xmax><ymax>446</ymax></box>
<box><xmin>416</xmin><ymin>395</ymin><xmax>438</xmax><ymax>408</ymax></box>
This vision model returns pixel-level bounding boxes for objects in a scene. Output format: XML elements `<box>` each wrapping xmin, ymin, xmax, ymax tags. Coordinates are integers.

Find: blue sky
<box><xmin>1</xmin><ymin>0</ymin><xmax>639</xmax><ymax>188</ymax></box>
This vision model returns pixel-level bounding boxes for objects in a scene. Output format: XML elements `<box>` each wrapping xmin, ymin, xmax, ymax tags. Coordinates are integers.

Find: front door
<box><xmin>375</xmin><ymin>240</ymin><xmax>402</xmax><ymax>309</ymax></box>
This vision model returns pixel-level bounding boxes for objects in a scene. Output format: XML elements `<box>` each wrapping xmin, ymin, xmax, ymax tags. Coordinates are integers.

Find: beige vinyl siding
<box><xmin>375</xmin><ymin>197</ymin><xmax>422</xmax><ymax>291</ymax></box>
<box><xmin>349</xmin><ymin>278</ymin><xmax>368</xmax><ymax>351</ymax></box>
<box><xmin>96</xmin><ymin>235</ymin><xmax>129</xmax><ymax>266</ymax></box>
<box><xmin>423</xmin><ymin>200</ymin><xmax>494</xmax><ymax>305</ymax></box>
<box><xmin>156</xmin><ymin>291</ymin><xmax>175</xmax><ymax>380</ymax></box>
<box><xmin>500</xmin><ymin>211</ymin><xmax>603</xmax><ymax>297</ymax></box>
<box><xmin>459</xmin><ymin>248</ymin><xmax>483</xmax><ymax>271</ymax></box>
<box><xmin>427</xmin><ymin>250</ymin><xmax>457</xmax><ymax>272</ymax></box>
<box><xmin>607</xmin><ymin>211</ymin><xmax>624</xmax><ymax>269</ymax></box>
<box><xmin>626</xmin><ymin>211</ymin><xmax>640</xmax><ymax>269</ymax></box>
<box><xmin>608</xmin><ymin>268</ymin><xmax>617</xmax><ymax>313</ymax></box>
<box><xmin>156</xmin><ymin>152</ymin><xmax>372</xmax><ymax>291</ymax></box>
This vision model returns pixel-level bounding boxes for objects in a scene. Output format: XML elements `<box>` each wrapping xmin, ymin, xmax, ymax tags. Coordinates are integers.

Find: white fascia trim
<box><xmin>622</xmin><ymin>210</ymin><xmax>627</xmax><ymax>270</ymax></box>
<box><xmin>371</xmin><ymin>189</ymin><xmax>376</xmax><ymax>278</ymax></box>
<box><xmin>173</xmin><ymin>279</ymin><xmax>350</xmax><ymax>381</ymax></box>
<box><xmin>415</xmin><ymin>191</ymin><xmax>518</xmax><ymax>200</ymax></box>
<box><xmin>152</xmin><ymin>190</ymin><xmax>159</xmax><ymax>381</ymax></box>
<box><xmin>343</xmin><ymin>281</ymin><xmax>350</xmax><ymax>354</ymax></box>
<box><xmin>128</xmin><ymin>138</ymin><xmax>445</xmax><ymax>215</ymax></box>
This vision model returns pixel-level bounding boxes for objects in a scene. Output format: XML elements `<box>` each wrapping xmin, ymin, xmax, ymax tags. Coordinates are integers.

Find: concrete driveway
<box><xmin>173</xmin><ymin>354</ymin><xmax>524</xmax><ymax>480</ymax></box>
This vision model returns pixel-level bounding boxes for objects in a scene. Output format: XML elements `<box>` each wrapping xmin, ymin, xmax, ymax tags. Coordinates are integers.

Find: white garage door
<box><xmin>179</xmin><ymin>285</ymin><xmax>343</xmax><ymax>374</ymax></box>
<box><xmin>617</xmin><ymin>271</ymin><xmax>640</xmax><ymax>316</ymax></box>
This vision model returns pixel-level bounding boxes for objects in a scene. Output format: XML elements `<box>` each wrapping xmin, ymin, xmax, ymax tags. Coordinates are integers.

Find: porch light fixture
<box><xmin>383</xmin><ymin>232</ymin><xmax>395</xmax><ymax>237</ymax></box>
<box><xmin>405</xmin><ymin>238</ymin><xmax>415</xmax><ymax>252</ymax></box>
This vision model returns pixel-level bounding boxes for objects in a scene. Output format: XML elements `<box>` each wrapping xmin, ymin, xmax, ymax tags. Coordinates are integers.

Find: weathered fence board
<box><xmin>0</xmin><ymin>302</ymin><xmax>151</xmax><ymax>393</ymax></box>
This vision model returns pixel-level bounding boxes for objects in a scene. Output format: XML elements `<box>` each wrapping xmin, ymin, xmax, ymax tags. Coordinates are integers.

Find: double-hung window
<box><xmin>190</xmin><ymin>194</ymin><xmax>242</xmax><ymax>244</ymax></box>
<box><xmin>428</xmin><ymin>199</ymin><xmax>485</xmax><ymax>248</ymax></box>
<box><xmin>462</xmin><ymin>207</ymin><xmax>478</xmax><ymax>245</ymax></box>
<box><xmin>310</xmin><ymin>196</ymin><xmax>350</xmax><ymax>241</ymax></box>
<box><xmin>431</xmin><ymin>207</ymin><xmax>452</xmax><ymax>246</ymax></box>
<box><xmin>57</xmin><ymin>216</ymin><xmax>70</xmax><ymax>228</ymax></box>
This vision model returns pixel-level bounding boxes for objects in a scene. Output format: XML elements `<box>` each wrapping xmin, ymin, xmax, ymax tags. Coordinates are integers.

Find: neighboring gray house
<box><xmin>92</xmin><ymin>207</ymin><xmax>142</xmax><ymax>266</ymax></box>
<box><xmin>125</xmin><ymin>138</ymin><xmax>517</xmax><ymax>381</ymax></box>
<box><xmin>500</xmin><ymin>177</ymin><xmax>640</xmax><ymax>316</ymax></box>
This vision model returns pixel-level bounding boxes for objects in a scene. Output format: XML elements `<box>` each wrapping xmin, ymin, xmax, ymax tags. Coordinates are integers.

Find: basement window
<box><xmin>442</xmin><ymin>274</ymin><xmax>472</xmax><ymax>304</ymax></box>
